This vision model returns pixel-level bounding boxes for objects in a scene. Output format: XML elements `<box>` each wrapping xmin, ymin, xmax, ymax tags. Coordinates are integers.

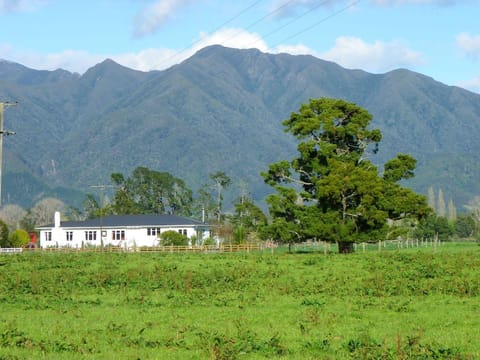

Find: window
<box><xmin>112</xmin><ymin>230</ymin><xmax>125</xmax><ymax>241</ymax></box>
<box><xmin>66</xmin><ymin>231</ymin><xmax>73</xmax><ymax>241</ymax></box>
<box><xmin>85</xmin><ymin>231</ymin><xmax>97</xmax><ymax>241</ymax></box>
<box><xmin>147</xmin><ymin>227</ymin><xmax>161</xmax><ymax>236</ymax></box>
<box><xmin>178</xmin><ymin>229</ymin><xmax>187</xmax><ymax>235</ymax></box>
<box><xmin>45</xmin><ymin>232</ymin><xmax>52</xmax><ymax>241</ymax></box>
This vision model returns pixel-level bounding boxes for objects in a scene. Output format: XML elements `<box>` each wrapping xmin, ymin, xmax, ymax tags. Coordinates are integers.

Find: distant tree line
<box><xmin>1</xmin><ymin>98</ymin><xmax>480</xmax><ymax>251</ymax></box>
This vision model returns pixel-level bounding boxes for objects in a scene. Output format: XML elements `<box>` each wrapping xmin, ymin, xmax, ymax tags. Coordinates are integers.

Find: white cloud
<box><xmin>371</xmin><ymin>0</ymin><xmax>458</xmax><ymax>5</ymax></box>
<box><xmin>274</xmin><ymin>43</ymin><xmax>320</xmax><ymax>56</ymax></box>
<box><xmin>3</xmin><ymin>28</ymin><xmax>475</xmax><ymax>93</ymax></box>
<box><xmin>371</xmin><ymin>0</ymin><xmax>475</xmax><ymax>4</ymax></box>
<box><xmin>269</xmin><ymin>0</ymin><xmax>346</xmax><ymax>18</ymax></box>
<box><xmin>269</xmin><ymin>0</ymin><xmax>472</xmax><ymax>17</ymax></box>
<box><xmin>1</xmin><ymin>31</ymin><xmax>426</xmax><ymax>77</ymax></box>
<box><xmin>195</xmin><ymin>28</ymin><xmax>269</xmax><ymax>53</ymax></box>
<box><xmin>133</xmin><ymin>0</ymin><xmax>193</xmax><ymax>38</ymax></box>
<box><xmin>320</xmin><ymin>36</ymin><xmax>424</xmax><ymax>73</ymax></box>
<box><xmin>456</xmin><ymin>33</ymin><xmax>480</xmax><ymax>60</ymax></box>
<box><xmin>0</xmin><ymin>28</ymin><xmax>268</xmax><ymax>73</ymax></box>
<box><xmin>0</xmin><ymin>43</ymin><xmax>13</xmax><ymax>56</ymax></box>
<box><xmin>38</xmin><ymin>50</ymin><xmax>106</xmax><ymax>74</ymax></box>
<box><xmin>0</xmin><ymin>0</ymin><xmax>46</xmax><ymax>13</ymax></box>
<box><xmin>457</xmin><ymin>76</ymin><xmax>480</xmax><ymax>93</ymax></box>
<box><xmin>0</xmin><ymin>45</ymin><xmax>105</xmax><ymax>74</ymax></box>
<box><xmin>113</xmin><ymin>48</ymin><xmax>179</xmax><ymax>72</ymax></box>
<box><xmin>117</xmin><ymin>28</ymin><xmax>269</xmax><ymax>71</ymax></box>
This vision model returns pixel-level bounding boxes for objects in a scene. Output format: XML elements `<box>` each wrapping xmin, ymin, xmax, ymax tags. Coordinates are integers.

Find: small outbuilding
<box><xmin>36</xmin><ymin>211</ymin><xmax>211</xmax><ymax>249</ymax></box>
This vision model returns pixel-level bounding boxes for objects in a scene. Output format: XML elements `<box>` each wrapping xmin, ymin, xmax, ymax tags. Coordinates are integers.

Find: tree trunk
<box><xmin>338</xmin><ymin>241</ymin><xmax>354</xmax><ymax>254</ymax></box>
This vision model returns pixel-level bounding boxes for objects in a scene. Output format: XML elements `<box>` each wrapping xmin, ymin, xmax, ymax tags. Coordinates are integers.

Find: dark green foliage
<box><xmin>262</xmin><ymin>98</ymin><xmax>429</xmax><ymax>252</ymax></box>
<box><xmin>229</xmin><ymin>196</ymin><xmax>267</xmax><ymax>243</ymax></box>
<box><xmin>197</xmin><ymin>323</ymin><xmax>287</xmax><ymax>359</ymax></box>
<box><xmin>344</xmin><ymin>332</ymin><xmax>467</xmax><ymax>360</ymax></box>
<box><xmin>258</xmin><ymin>187</ymin><xmax>301</xmax><ymax>247</ymax></box>
<box><xmin>383</xmin><ymin>153</ymin><xmax>416</xmax><ymax>182</ymax></box>
<box><xmin>2</xmin><ymin>171</ymin><xmax>85</xmax><ymax>209</ymax></box>
<box><xmin>415</xmin><ymin>215</ymin><xmax>454</xmax><ymax>240</ymax></box>
<box><xmin>106</xmin><ymin>167</ymin><xmax>193</xmax><ymax>216</ymax></box>
<box><xmin>454</xmin><ymin>214</ymin><xmax>476</xmax><ymax>238</ymax></box>
<box><xmin>0</xmin><ymin>220</ymin><xmax>9</xmax><ymax>247</ymax></box>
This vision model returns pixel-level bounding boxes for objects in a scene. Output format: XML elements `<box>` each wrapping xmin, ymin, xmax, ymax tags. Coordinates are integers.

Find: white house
<box><xmin>36</xmin><ymin>212</ymin><xmax>212</xmax><ymax>249</ymax></box>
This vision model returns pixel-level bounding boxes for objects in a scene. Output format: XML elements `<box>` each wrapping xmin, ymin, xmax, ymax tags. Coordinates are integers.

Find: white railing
<box><xmin>0</xmin><ymin>248</ymin><xmax>23</xmax><ymax>253</ymax></box>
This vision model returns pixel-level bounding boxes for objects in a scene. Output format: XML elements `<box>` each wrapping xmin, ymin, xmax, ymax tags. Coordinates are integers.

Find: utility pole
<box><xmin>89</xmin><ymin>184</ymin><xmax>114</xmax><ymax>206</ymax></box>
<box><xmin>0</xmin><ymin>101</ymin><xmax>17</xmax><ymax>208</ymax></box>
<box><xmin>89</xmin><ymin>184</ymin><xmax>115</xmax><ymax>244</ymax></box>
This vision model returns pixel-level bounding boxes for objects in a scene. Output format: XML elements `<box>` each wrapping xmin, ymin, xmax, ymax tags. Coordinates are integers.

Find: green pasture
<box><xmin>0</xmin><ymin>242</ymin><xmax>479</xmax><ymax>359</ymax></box>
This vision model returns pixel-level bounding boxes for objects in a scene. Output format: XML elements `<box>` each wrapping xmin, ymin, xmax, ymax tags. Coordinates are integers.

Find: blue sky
<box><xmin>1</xmin><ymin>0</ymin><xmax>479</xmax><ymax>93</ymax></box>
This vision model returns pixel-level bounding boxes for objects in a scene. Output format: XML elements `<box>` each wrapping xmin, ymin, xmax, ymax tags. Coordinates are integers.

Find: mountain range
<box><xmin>1</xmin><ymin>45</ymin><xmax>480</xmax><ymax>212</ymax></box>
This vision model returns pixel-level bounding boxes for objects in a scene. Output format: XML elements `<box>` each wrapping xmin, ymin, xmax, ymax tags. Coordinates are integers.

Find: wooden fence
<box><xmin>2</xmin><ymin>243</ymin><xmax>261</xmax><ymax>254</ymax></box>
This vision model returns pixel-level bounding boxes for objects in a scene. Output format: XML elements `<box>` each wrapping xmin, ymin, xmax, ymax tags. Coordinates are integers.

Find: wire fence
<box><xmin>0</xmin><ymin>238</ymin><xmax>452</xmax><ymax>255</ymax></box>
<box><xmin>289</xmin><ymin>238</ymin><xmax>445</xmax><ymax>253</ymax></box>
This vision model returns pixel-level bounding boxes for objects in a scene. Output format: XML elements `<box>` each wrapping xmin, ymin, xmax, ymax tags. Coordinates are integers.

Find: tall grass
<box><xmin>0</xmin><ymin>243</ymin><xmax>478</xmax><ymax>359</ymax></box>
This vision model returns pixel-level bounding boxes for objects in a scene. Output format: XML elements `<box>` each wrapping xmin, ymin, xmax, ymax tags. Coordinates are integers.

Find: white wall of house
<box><xmin>39</xmin><ymin>224</ymin><xmax>208</xmax><ymax>249</ymax></box>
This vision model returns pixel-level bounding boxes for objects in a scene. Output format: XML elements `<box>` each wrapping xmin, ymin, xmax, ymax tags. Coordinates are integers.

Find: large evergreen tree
<box><xmin>262</xmin><ymin>98</ymin><xmax>430</xmax><ymax>253</ymax></box>
<box><xmin>108</xmin><ymin>167</ymin><xmax>193</xmax><ymax>216</ymax></box>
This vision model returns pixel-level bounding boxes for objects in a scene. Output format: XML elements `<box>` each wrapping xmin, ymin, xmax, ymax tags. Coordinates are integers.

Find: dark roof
<box><xmin>37</xmin><ymin>214</ymin><xmax>208</xmax><ymax>229</ymax></box>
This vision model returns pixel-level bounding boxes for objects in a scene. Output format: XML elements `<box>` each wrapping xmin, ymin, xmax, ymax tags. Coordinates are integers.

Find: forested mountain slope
<box><xmin>1</xmin><ymin>46</ymin><xmax>479</xmax><ymax>210</ymax></box>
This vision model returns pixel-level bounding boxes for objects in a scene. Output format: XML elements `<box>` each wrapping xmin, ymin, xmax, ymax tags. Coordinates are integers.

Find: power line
<box><xmin>193</xmin><ymin>0</ymin><xmax>299</xmax><ymax>53</ymax></box>
<box><xmin>207</xmin><ymin>0</ymin><xmax>265</xmax><ymax>34</ymax></box>
<box><xmin>89</xmin><ymin>184</ymin><xmax>115</xmax><ymax>242</ymax></box>
<box><xmin>153</xmin><ymin>0</ymin><xmax>359</xmax><ymax>71</ymax></box>
<box><xmin>228</xmin><ymin>0</ymin><xmax>297</xmax><ymax>36</ymax></box>
<box><xmin>89</xmin><ymin>184</ymin><xmax>115</xmax><ymax>206</ymax></box>
<box><xmin>269</xmin><ymin>0</ymin><xmax>360</xmax><ymax>49</ymax></box>
<box><xmin>0</xmin><ymin>101</ymin><xmax>17</xmax><ymax>208</ymax></box>
<box><xmin>152</xmin><ymin>0</ymin><xmax>265</xmax><ymax>70</ymax></box>
<box><xmin>249</xmin><ymin>0</ymin><xmax>335</xmax><ymax>46</ymax></box>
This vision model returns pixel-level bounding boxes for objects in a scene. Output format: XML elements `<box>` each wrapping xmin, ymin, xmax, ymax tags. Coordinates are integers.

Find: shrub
<box><xmin>159</xmin><ymin>230</ymin><xmax>188</xmax><ymax>246</ymax></box>
<box><xmin>8</xmin><ymin>229</ymin><xmax>30</xmax><ymax>248</ymax></box>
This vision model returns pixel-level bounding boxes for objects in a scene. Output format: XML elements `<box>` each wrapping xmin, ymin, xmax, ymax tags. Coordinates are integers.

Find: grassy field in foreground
<box><xmin>0</xmin><ymin>242</ymin><xmax>479</xmax><ymax>359</ymax></box>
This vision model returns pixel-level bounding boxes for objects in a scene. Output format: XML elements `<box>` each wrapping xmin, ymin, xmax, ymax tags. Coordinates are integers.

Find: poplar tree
<box><xmin>447</xmin><ymin>199</ymin><xmax>457</xmax><ymax>221</ymax></box>
<box><xmin>437</xmin><ymin>188</ymin><xmax>446</xmax><ymax>218</ymax></box>
<box><xmin>427</xmin><ymin>186</ymin><xmax>435</xmax><ymax>212</ymax></box>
